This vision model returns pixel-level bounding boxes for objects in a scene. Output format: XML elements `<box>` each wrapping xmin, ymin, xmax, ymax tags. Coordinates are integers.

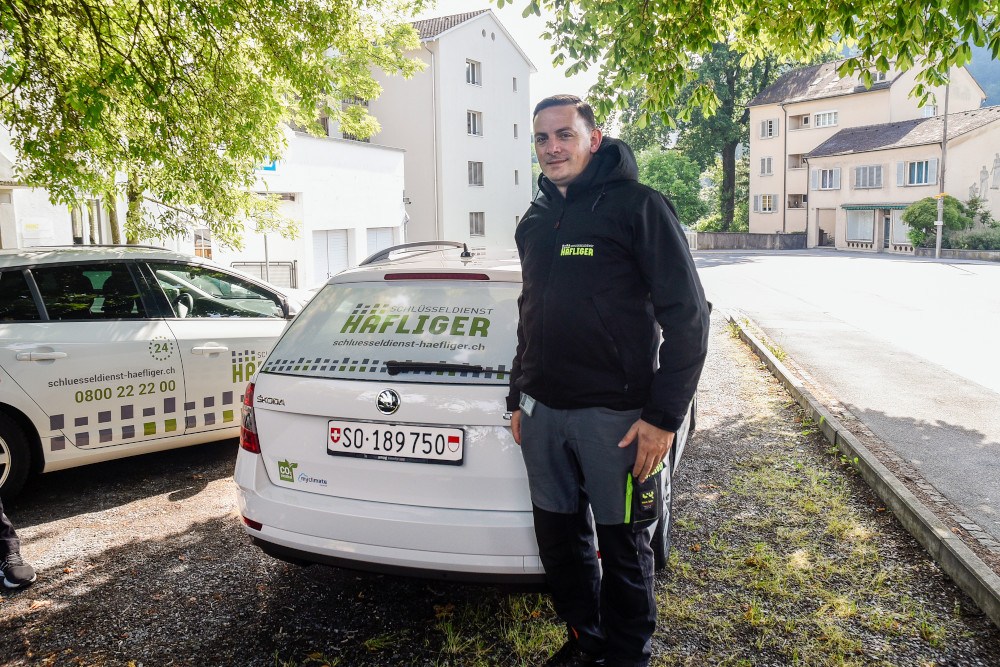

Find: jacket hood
<box><xmin>537</xmin><ymin>137</ymin><xmax>639</xmax><ymax>201</ymax></box>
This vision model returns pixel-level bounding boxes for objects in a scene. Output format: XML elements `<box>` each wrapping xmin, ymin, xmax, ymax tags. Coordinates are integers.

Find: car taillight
<box><xmin>240</xmin><ymin>382</ymin><xmax>261</xmax><ymax>453</ymax></box>
<box><xmin>242</xmin><ymin>516</ymin><xmax>263</xmax><ymax>531</ymax></box>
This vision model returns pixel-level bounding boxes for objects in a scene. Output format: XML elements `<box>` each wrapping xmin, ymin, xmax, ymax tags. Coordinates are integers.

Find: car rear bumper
<box><xmin>235</xmin><ymin>450</ymin><xmax>545</xmax><ymax>583</ymax></box>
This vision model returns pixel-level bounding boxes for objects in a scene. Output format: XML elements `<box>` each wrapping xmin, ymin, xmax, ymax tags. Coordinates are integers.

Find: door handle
<box><xmin>17</xmin><ymin>352</ymin><xmax>69</xmax><ymax>361</ymax></box>
<box><xmin>16</xmin><ymin>351</ymin><xmax>68</xmax><ymax>361</ymax></box>
<box><xmin>192</xmin><ymin>344</ymin><xmax>230</xmax><ymax>355</ymax></box>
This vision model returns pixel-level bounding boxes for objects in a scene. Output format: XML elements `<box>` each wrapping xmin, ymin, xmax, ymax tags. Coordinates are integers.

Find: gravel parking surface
<box><xmin>2</xmin><ymin>311</ymin><xmax>998</xmax><ymax>666</ymax></box>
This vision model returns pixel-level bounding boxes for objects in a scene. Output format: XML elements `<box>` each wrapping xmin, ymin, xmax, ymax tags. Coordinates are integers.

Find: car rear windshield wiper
<box><xmin>384</xmin><ymin>360</ymin><xmax>485</xmax><ymax>376</ymax></box>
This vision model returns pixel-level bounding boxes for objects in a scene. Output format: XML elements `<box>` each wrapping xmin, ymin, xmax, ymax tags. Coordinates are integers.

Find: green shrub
<box><xmin>693</xmin><ymin>213</ymin><xmax>725</xmax><ymax>232</ymax></box>
<box><xmin>902</xmin><ymin>196</ymin><xmax>972</xmax><ymax>247</ymax></box>
<box><xmin>946</xmin><ymin>227</ymin><xmax>1000</xmax><ymax>250</ymax></box>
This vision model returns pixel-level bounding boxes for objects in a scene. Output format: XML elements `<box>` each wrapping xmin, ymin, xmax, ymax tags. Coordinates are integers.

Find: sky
<box><xmin>413</xmin><ymin>0</ymin><xmax>600</xmax><ymax>109</ymax></box>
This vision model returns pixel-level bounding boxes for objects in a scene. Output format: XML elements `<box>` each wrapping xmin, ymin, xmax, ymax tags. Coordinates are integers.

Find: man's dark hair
<box><xmin>533</xmin><ymin>94</ymin><xmax>597</xmax><ymax>130</ymax></box>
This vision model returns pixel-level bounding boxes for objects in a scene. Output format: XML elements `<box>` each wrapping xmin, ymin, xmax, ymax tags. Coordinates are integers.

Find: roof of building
<box><xmin>807</xmin><ymin>105</ymin><xmax>1000</xmax><ymax>158</ymax></box>
<box><xmin>412</xmin><ymin>10</ymin><xmax>490</xmax><ymax>40</ymax></box>
<box><xmin>749</xmin><ymin>59</ymin><xmax>897</xmax><ymax>106</ymax></box>
<box><xmin>410</xmin><ymin>9</ymin><xmax>536</xmax><ymax>72</ymax></box>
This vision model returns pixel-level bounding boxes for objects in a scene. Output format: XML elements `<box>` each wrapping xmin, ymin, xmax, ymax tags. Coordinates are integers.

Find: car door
<box><xmin>144</xmin><ymin>261</ymin><xmax>290</xmax><ymax>437</ymax></box>
<box><xmin>0</xmin><ymin>262</ymin><xmax>184</xmax><ymax>450</ymax></box>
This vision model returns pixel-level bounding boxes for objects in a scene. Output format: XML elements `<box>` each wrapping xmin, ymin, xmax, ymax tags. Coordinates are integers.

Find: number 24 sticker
<box><xmin>148</xmin><ymin>336</ymin><xmax>175</xmax><ymax>361</ymax></box>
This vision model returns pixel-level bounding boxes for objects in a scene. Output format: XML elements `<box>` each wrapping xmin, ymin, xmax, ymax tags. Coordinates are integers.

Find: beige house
<box><xmin>748</xmin><ymin>59</ymin><xmax>985</xmax><ymax>248</ymax></box>
<box><xmin>805</xmin><ymin>106</ymin><xmax>1000</xmax><ymax>252</ymax></box>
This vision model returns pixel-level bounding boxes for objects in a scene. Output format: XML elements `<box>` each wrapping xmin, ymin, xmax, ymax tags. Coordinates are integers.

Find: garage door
<box><xmin>313</xmin><ymin>229</ymin><xmax>349</xmax><ymax>286</ymax></box>
<box><xmin>366</xmin><ymin>227</ymin><xmax>395</xmax><ymax>257</ymax></box>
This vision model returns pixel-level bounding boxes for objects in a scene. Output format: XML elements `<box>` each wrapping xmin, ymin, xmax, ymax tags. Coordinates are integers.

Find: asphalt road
<box><xmin>696</xmin><ymin>249</ymin><xmax>1000</xmax><ymax>544</ymax></box>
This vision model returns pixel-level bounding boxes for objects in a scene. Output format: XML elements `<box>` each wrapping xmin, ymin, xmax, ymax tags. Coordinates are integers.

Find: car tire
<box><xmin>651</xmin><ymin>460</ymin><xmax>674</xmax><ymax>571</ymax></box>
<box><xmin>0</xmin><ymin>413</ymin><xmax>31</xmax><ymax>502</ymax></box>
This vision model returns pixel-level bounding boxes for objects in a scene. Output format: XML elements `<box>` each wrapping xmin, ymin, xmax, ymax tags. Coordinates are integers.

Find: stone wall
<box><xmin>913</xmin><ymin>248</ymin><xmax>1000</xmax><ymax>262</ymax></box>
<box><xmin>692</xmin><ymin>232</ymin><xmax>807</xmax><ymax>250</ymax></box>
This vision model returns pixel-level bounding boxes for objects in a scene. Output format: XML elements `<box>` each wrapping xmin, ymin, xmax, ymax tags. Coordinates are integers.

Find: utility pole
<box><xmin>935</xmin><ymin>83</ymin><xmax>951</xmax><ymax>259</ymax></box>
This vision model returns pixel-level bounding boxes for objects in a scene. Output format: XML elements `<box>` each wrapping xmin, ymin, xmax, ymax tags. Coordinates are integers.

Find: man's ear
<box><xmin>589</xmin><ymin>128</ymin><xmax>603</xmax><ymax>154</ymax></box>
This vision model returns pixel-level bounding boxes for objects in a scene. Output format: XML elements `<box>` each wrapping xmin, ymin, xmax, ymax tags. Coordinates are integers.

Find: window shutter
<box><xmin>772</xmin><ymin>194</ymin><xmax>779</xmax><ymax>212</ymax></box>
<box><xmin>897</xmin><ymin>162</ymin><xmax>905</xmax><ymax>186</ymax></box>
<box><xmin>774</xmin><ymin>119</ymin><xmax>780</xmax><ymax>136</ymax></box>
<box><xmin>760</xmin><ymin>120</ymin><xmax>766</xmax><ymax>138</ymax></box>
<box><xmin>753</xmin><ymin>195</ymin><xmax>760</xmax><ymax>212</ymax></box>
<box><xmin>833</xmin><ymin>168</ymin><xmax>841</xmax><ymax>190</ymax></box>
<box><xmin>929</xmin><ymin>158</ymin><xmax>939</xmax><ymax>185</ymax></box>
<box><xmin>810</xmin><ymin>169</ymin><xmax>819</xmax><ymax>190</ymax></box>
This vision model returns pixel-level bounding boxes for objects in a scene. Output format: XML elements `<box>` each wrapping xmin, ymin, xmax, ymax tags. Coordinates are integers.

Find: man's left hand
<box><xmin>618</xmin><ymin>419</ymin><xmax>675</xmax><ymax>483</ymax></box>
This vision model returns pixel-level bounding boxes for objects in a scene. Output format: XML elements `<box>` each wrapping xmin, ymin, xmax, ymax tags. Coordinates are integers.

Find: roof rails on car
<box><xmin>359</xmin><ymin>241</ymin><xmax>473</xmax><ymax>266</ymax></box>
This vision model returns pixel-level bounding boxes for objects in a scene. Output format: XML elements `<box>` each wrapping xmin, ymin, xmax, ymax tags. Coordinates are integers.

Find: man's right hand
<box><xmin>510</xmin><ymin>409</ymin><xmax>522</xmax><ymax>445</ymax></box>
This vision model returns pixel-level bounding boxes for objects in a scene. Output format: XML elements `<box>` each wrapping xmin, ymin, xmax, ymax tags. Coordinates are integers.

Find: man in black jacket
<box><xmin>507</xmin><ymin>95</ymin><xmax>709</xmax><ymax>667</ymax></box>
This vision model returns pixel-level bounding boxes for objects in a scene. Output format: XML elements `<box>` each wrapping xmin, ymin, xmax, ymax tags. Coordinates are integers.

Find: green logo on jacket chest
<box><xmin>560</xmin><ymin>243</ymin><xmax>594</xmax><ymax>257</ymax></box>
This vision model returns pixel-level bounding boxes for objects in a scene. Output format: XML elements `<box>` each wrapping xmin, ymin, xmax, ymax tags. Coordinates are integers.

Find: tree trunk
<box><xmin>107</xmin><ymin>190</ymin><xmax>121</xmax><ymax>244</ymax></box>
<box><xmin>126</xmin><ymin>172</ymin><xmax>141</xmax><ymax>244</ymax></box>
<box><xmin>720</xmin><ymin>141</ymin><xmax>738</xmax><ymax>231</ymax></box>
<box><xmin>87</xmin><ymin>200</ymin><xmax>98</xmax><ymax>244</ymax></box>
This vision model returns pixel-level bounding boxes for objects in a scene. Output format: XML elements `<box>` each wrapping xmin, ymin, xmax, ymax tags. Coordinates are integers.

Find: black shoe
<box><xmin>543</xmin><ymin>639</ymin><xmax>605</xmax><ymax>666</ymax></box>
<box><xmin>1</xmin><ymin>552</ymin><xmax>37</xmax><ymax>589</ymax></box>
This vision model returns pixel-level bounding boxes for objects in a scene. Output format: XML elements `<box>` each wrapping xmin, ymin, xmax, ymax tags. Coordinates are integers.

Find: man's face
<box><xmin>533</xmin><ymin>105</ymin><xmax>602</xmax><ymax>193</ymax></box>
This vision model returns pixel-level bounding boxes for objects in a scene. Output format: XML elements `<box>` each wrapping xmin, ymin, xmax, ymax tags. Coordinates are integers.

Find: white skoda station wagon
<box><xmin>235</xmin><ymin>242</ymin><xmax>693</xmax><ymax>582</ymax></box>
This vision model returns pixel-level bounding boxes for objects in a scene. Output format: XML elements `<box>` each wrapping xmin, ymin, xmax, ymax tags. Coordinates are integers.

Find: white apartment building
<box><xmin>748</xmin><ymin>60</ymin><xmax>985</xmax><ymax>249</ymax></box>
<box><xmin>367</xmin><ymin>10</ymin><xmax>536</xmax><ymax>252</ymax></box>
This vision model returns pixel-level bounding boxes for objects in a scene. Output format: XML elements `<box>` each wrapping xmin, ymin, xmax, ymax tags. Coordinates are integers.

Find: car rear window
<box><xmin>262</xmin><ymin>280</ymin><xmax>518</xmax><ymax>385</ymax></box>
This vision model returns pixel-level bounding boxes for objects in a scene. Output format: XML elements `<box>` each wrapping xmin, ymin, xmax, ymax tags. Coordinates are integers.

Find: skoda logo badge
<box><xmin>376</xmin><ymin>389</ymin><xmax>401</xmax><ymax>415</ymax></box>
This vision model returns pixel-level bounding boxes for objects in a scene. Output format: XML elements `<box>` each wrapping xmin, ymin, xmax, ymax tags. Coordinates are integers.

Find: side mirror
<box><xmin>280</xmin><ymin>297</ymin><xmax>300</xmax><ymax>320</ymax></box>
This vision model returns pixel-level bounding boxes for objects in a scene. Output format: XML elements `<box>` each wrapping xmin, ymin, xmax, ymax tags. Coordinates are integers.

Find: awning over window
<box><xmin>841</xmin><ymin>203</ymin><xmax>911</xmax><ymax>210</ymax></box>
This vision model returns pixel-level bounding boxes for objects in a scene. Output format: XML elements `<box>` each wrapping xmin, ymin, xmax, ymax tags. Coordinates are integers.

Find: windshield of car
<box><xmin>262</xmin><ymin>280</ymin><xmax>519</xmax><ymax>385</ymax></box>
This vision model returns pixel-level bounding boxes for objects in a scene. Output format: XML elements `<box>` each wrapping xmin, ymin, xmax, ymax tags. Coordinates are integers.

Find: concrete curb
<box><xmin>725</xmin><ymin>311</ymin><xmax>1000</xmax><ymax>630</ymax></box>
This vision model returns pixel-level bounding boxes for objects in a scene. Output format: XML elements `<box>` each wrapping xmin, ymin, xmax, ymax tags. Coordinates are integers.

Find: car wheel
<box><xmin>651</xmin><ymin>460</ymin><xmax>674</xmax><ymax>571</ymax></box>
<box><xmin>0</xmin><ymin>414</ymin><xmax>31</xmax><ymax>501</ymax></box>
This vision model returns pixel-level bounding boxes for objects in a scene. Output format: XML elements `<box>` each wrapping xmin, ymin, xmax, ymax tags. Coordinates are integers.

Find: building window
<box><xmin>890</xmin><ymin>210</ymin><xmax>911</xmax><ymax>245</ymax></box>
<box><xmin>921</xmin><ymin>105</ymin><xmax>938</xmax><ymax>118</ymax></box>
<box><xmin>872</xmin><ymin>70</ymin><xmax>888</xmax><ymax>83</ymax></box>
<box><xmin>515</xmin><ymin>215</ymin><xmax>520</xmax><ymax>225</ymax></box>
<box><xmin>904</xmin><ymin>160</ymin><xmax>933</xmax><ymax>185</ymax></box>
<box><xmin>813</xmin><ymin>111</ymin><xmax>838</xmax><ymax>128</ymax></box>
<box><xmin>790</xmin><ymin>113</ymin><xmax>810</xmax><ymax>130</ymax></box>
<box><xmin>854</xmin><ymin>165</ymin><xmax>883</xmax><ymax>189</ymax></box>
<box><xmin>811</xmin><ymin>167</ymin><xmax>841</xmax><ymax>190</ymax></box>
<box><xmin>468</xmin><ymin>161</ymin><xmax>484</xmax><ymax>186</ymax></box>
<box><xmin>514</xmin><ymin>169</ymin><xmax>519</xmax><ymax>185</ymax></box>
<box><xmin>513</xmin><ymin>77</ymin><xmax>518</xmax><ymax>92</ymax></box>
<box><xmin>753</xmin><ymin>194</ymin><xmax>776</xmax><ymax>213</ymax></box>
<box><xmin>514</xmin><ymin>124</ymin><xmax>519</xmax><ymax>139</ymax></box>
<box><xmin>469</xmin><ymin>212</ymin><xmax>485</xmax><ymax>236</ymax></box>
<box><xmin>467</xmin><ymin>110</ymin><xmax>483</xmax><ymax>136</ymax></box>
<box><xmin>788</xmin><ymin>154</ymin><xmax>806</xmax><ymax>169</ymax></box>
<box><xmin>193</xmin><ymin>228</ymin><xmax>213</xmax><ymax>259</ymax></box>
<box><xmin>466</xmin><ymin>60</ymin><xmax>482</xmax><ymax>86</ymax></box>
<box><xmin>787</xmin><ymin>194</ymin><xmax>806</xmax><ymax>209</ymax></box>
<box><xmin>847</xmin><ymin>209</ymin><xmax>875</xmax><ymax>242</ymax></box>
<box><xmin>760</xmin><ymin>157</ymin><xmax>773</xmax><ymax>176</ymax></box>
<box><xmin>760</xmin><ymin>119</ymin><xmax>778</xmax><ymax>138</ymax></box>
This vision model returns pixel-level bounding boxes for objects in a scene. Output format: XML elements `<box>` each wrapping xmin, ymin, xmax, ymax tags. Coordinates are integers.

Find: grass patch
<box><xmin>654</xmin><ymin>424</ymin><xmax>973</xmax><ymax>666</ymax></box>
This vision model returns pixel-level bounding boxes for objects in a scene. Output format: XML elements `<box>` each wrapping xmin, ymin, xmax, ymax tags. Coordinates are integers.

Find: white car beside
<box><xmin>0</xmin><ymin>245</ymin><xmax>305</xmax><ymax>499</ymax></box>
<box><xmin>235</xmin><ymin>242</ymin><xmax>693</xmax><ymax>582</ymax></box>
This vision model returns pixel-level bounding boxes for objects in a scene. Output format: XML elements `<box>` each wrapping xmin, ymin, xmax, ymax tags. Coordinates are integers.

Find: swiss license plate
<box><xmin>327</xmin><ymin>420</ymin><xmax>464</xmax><ymax>465</ymax></box>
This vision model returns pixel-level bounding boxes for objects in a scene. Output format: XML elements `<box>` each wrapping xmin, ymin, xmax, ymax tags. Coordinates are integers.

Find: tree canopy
<box><xmin>500</xmin><ymin>0</ymin><xmax>999</xmax><ymax>122</ymax></box>
<box><xmin>634</xmin><ymin>148</ymin><xmax>706</xmax><ymax>226</ymax></box>
<box><xmin>1</xmin><ymin>0</ymin><xmax>426</xmax><ymax>246</ymax></box>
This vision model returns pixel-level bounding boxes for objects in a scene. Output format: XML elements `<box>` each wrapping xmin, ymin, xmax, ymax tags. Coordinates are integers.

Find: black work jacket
<box><xmin>506</xmin><ymin>137</ymin><xmax>709</xmax><ymax>432</ymax></box>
